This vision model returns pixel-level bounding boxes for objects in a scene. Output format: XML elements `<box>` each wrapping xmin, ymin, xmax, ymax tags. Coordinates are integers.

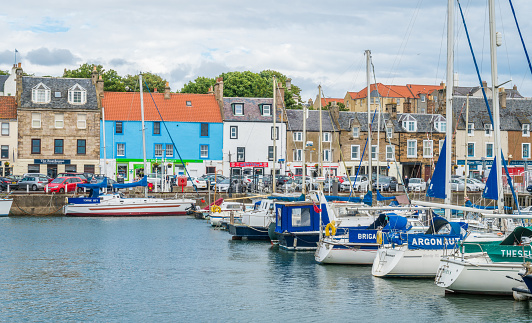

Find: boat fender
<box><xmin>513</xmin><ymin>288</ymin><xmax>530</xmax><ymax>301</ymax></box>
<box><xmin>211</xmin><ymin>205</ymin><xmax>221</xmax><ymax>213</ymax></box>
<box><xmin>325</xmin><ymin>221</ymin><xmax>336</xmax><ymax>237</ymax></box>
<box><xmin>376</xmin><ymin>231</ymin><xmax>383</xmax><ymax>245</ymax></box>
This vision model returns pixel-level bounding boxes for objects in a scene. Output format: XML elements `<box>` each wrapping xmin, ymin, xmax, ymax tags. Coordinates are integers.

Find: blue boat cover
<box><xmin>78</xmin><ymin>178</ymin><xmax>107</xmax><ymax>189</ymax></box>
<box><xmin>113</xmin><ymin>176</ymin><xmax>148</xmax><ymax>189</ymax></box>
<box><xmin>483</xmin><ymin>156</ymin><xmax>498</xmax><ymax>200</ymax></box>
<box><xmin>325</xmin><ymin>191</ymin><xmax>373</xmax><ymax>206</ymax></box>
<box><xmin>376</xmin><ymin>190</ymin><xmax>395</xmax><ymax>201</ymax></box>
<box><xmin>366</xmin><ymin>213</ymin><xmax>410</xmax><ymax>231</ymax></box>
<box><xmin>267</xmin><ymin>194</ymin><xmax>305</xmax><ymax>202</ymax></box>
<box><xmin>464</xmin><ymin>199</ymin><xmax>512</xmax><ymax>210</ymax></box>
<box><xmin>426</xmin><ymin>137</ymin><xmax>447</xmax><ymax>199</ymax></box>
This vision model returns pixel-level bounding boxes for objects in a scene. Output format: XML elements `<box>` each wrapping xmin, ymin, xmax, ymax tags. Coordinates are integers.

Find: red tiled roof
<box><xmin>351</xmin><ymin>83</ymin><xmax>442</xmax><ymax>100</ymax></box>
<box><xmin>0</xmin><ymin>96</ymin><xmax>16</xmax><ymax>119</ymax></box>
<box><xmin>102</xmin><ymin>92</ymin><xmax>222</xmax><ymax>123</ymax></box>
<box><xmin>321</xmin><ymin>98</ymin><xmax>344</xmax><ymax>106</ymax></box>
<box><xmin>406</xmin><ymin>84</ymin><xmax>443</xmax><ymax>98</ymax></box>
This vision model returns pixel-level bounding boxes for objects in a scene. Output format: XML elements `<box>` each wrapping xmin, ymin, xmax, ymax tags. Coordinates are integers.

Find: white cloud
<box><xmin>1</xmin><ymin>0</ymin><xmax>532</xmax><ymax>100</ymax></box>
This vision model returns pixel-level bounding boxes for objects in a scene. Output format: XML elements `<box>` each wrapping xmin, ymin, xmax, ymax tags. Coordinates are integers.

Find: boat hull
<box><xmin>227</xmin><ymin>224</ymin><xmax>270</xmax><ymax>240</ymax></box>
<box><xmin>315</xmin><ymin>239</ymin><xmax>378</xmax><ymax>265</ymax></box>
<box><xmin>0</xmin><ymin>199</ymin><xmax>13</xmax><ymax>216</ymax></box>
<box><xmin>65</xmin><ymin>198</ymin><xmax>195</xmax><ymax>217</ymax></box>
<box><xmin>435</xmin><ymin>256</ymin><xmax>524</xmax><ymax>295</ymax></box>
<box><xmin>372</xmin><ymin>245</ymin><xmax>444</xmax><ymax>277</ymax></box>
<box><xmin>277</xmin><ymin>231</ymin><xmax>320</xmax><ymax>251</ymax></box>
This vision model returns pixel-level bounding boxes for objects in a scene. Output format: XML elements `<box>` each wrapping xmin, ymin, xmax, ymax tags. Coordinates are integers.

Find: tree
<box><xmin>180</xmin><ymin>76</ymin><xmax>215</xmax><ymax>94</ymax></box>
<box><xmin>123</xmin><ymin>72</ymin><xmax>167</xmax><ymax>93</ymax></box>
<box><xmin>63</xmin><ymin>63</ymin><xmax>125</xmax><ymax>91</ymax></box>
<box><xmin>0</xmin><ymin>70</ymin><xmax>8</xmax><ymax>75</ymax></box>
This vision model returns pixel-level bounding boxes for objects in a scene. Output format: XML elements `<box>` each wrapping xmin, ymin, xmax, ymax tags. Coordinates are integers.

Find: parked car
<box><xmin>459</xmin><ymin>177</ymin><xmax>485</xmax><ymax>191</ymax></box>
<box><xmin>450</xmin><ymin>178</ymin><xmax>478</xmax><ymax>191</ymax></box>
<box><xmin>215</xmin><ymin>178</ymin><xmax>231</xmax><ymax>192</ymax></box>
<box><xmin>0</xmin><ymin>176</ymin><xmax>19</xmax><ymax>191</ymax></box>
<box><xmin>340</xmin><ymin>175</ymin><xmax>369</xmax><ymax>192</ymax></box>
<box><xmin>46</xmin><ymin>176</ymin><xmax>83</xmax><ymax>193</ymax></box>
<box><xmin>57</xmin><ymin>173</ymin><xmax>89</xmax><ymax>183</ymax></box>
<box><xmin>23</xmin><ymin>173</ymin><xmax>51</xmax><ymax>182</ymax></box>
<box><xmin>147</xmin><ymin>173</ymin><xmax>162</xmax><ymax>187</ymax></box>
<box><xmin>373</xmin><ymin>176</ymin><xmax>398</xmax><ymax>192</ymax></box>
<box><xmin>408</xmin><ymin>178</ymin><xmax>427</xmax><ymax>191</ymax></box>
<box><xmin>187</xmin><ymin>177</ymin><xmax>208</xmax><ymax>189</ymax></box>
<box><xmin>17</xmin><ymin>176</ymin><xmax>49</xmax><ymax>191</ymax></box>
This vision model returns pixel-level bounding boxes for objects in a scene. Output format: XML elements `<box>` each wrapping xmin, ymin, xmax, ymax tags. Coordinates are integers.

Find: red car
<box><xmin>46</xmin><ymin>176</ymin><xmax>83</xmax><ymax>193</ymax></box>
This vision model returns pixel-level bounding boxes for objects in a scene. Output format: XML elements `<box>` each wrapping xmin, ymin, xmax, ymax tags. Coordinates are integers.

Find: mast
<box><xmin>366</xmin><ymin>50</ymin><xmax>372</xmax><ymax>191</ymax></box>
<box><xmin>302</xmin><ymin>105</ymin><xmax>307</xmax><ymax>194</ymax></box>
<box><xmin>139</xmin><ymin>74</ymin><xmax>147</xmax><ymax>197</ymax></box>
<box><xmin>464</xmin><ymin>95</ymin><xmax>469</xmax><ymax>208</ymax></box>
<box><xmin>318</xmin><ymin>85</ymin><xmax>323</xmax><ymax>179</ymax></box>
<box><xmin>445</xmin><ymin>0</ymin><xmax>454</xmax><ymax>219</ymax></box>
<box><xmin>102</xmin><ymin>105</ymin><xmax>107</xmax><ymax>178</ymax></box>
<box><xmin>489</xmin><ymin>0</ymin><xmax>504</xmax><ymax>213</ymax></box>
<box><xmin>272</xmin><ymin>76</ymin><xmax>277</xmax><ymax>193</ymax></box>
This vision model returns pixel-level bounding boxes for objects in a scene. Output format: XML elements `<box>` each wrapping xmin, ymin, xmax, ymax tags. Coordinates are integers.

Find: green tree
<box><xmin>0</xmin><ymin>70</ymin><xmax>9</xmax><ymax>75</ymax></box>
<box><xmin>63</xmin><ymin>63</ymin><xmax>125</xmax><ymax>92</ymax></box>
<box><xmin>180</xmin><ymin>76</ymin><xmax>215</xmax><ymax>94</ymax></box>
<box><xmin>123</xmin><ymin>72</ymin><xmax>167</xmax><ymax>93</ymax></box>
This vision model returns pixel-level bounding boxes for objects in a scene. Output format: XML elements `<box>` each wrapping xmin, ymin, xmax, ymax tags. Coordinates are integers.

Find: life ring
<box><xmin>376</xmin><ymin>231</ymin><xmax>383</xmax><ymax>245</ymax></box>
<box><xmin>497</xmin><ymin>232</ymin><xmax>503</xmax><ymax>236</ymax></box>
<box><xmin>211</xmin><ymin>205</ymin><xmax>221</xmax><ymax>213</ymax></box>
<box><xmin>325</xmin><ymin>221</ymin><xmax>336</xmax><ymax>237</ymax></box>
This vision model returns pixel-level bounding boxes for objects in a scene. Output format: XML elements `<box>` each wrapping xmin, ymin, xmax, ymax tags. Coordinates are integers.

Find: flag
<box><xmin>313</xmin><ymin>201</ymin><xmax>322</xmax><ymax>213</ymax></box>
<box><xmin>15</xmin><ymin>49</ymin><xmax>18</xmax><ymax>53</ymax></box>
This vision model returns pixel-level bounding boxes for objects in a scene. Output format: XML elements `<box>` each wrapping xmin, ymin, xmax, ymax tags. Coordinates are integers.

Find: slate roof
<box><xmin>0</xmin><ymin>75</ymin><xmax>9</xmax><ymax>93</ymax></box>
<box><xmin>453</xmin><ymin>96</ymin><xmax>532</xmax><ymax>131</ymax></box>
<box><xmin>103</xmin><ymin>92</ymin><xmax>222</xmax><ymax>123</ymax></box>
<box><xmin>285</xmin><ymin>110</ymin><xmax>338</xmax><ymax>132</ymax></box>
<box><xmin>222</xmin><ymin>97</ymin><xmax>282</xmax><ymax>122</ymax></box>
<box><xmin>453</xmin><ymin>85</ymin><xmax>523</xmax><ymax>98</ymax></box>
<box><xmin>0</xmin><ymin>96</ymin><xmax>16</xmax><ymax>119</ymax></box>
<box><xmin>20</xmin><ymin>76</ymin><xmax>98</xmax><ymax>110</ymax></box>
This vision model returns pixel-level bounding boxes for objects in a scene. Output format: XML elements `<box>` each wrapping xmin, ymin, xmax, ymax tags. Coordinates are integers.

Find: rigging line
<box><xmin>385</xmin><ymin>0</ymin><xmax>423</xmax><ymax>85</ymax></box>
<box><xmin>457</xmin><ymin>0</ymin><xmax>520</xmax><ymax>212</ymax></box>
<box><xmin>435</xmin><ymin>10</ymin><xmax>448</xmax><ymax>85</ymax></box>
<box><xmin>142</xmin><ymin>79</ymin><xmax>200</xmax><ymax>196</ymax></box>
<box><xmin>497</xmin><ymin>0</ymin><xmax>513</xmax><ymax>81</ymax></box>
<box><xmin>508</xmin><ymin>0</ymin><xmax>532</xmax><ymax>77</ymax></box>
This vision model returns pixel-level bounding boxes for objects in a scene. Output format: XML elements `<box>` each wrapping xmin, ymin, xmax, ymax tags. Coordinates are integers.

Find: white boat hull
<box><xmin>0</xmin><ymin>199</ymin><xmax>13</xmax><ymax>216</ymax></box>
<box><xmin>65</xmin><ymin>196</ymin><xmax>196</xmax><ymax>217</ymax></box>
<box><xmin>315</xmin><ymin>239</ymin><xmax>377</xmax><ymax>265</ymax></box>
<box><xmin>372</xmin><ymin>245</ymin><xmax>444</xmax><ymax>277</ymax></box>
<box><xmin>435</xmin><ymin>256</ymin><xmax>524</xmax><ymax>295</ymax></box>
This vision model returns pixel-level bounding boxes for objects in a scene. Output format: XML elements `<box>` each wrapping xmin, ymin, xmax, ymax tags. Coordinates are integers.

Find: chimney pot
<box><xmin>17</xmin><ymin>62</ymin><xmax>21</xmax><ymax>68</ymax></box>
<box><xmin>154</xmin><ymin>88</ymin><xmax>157</xmax><ymax>93</ymax></box>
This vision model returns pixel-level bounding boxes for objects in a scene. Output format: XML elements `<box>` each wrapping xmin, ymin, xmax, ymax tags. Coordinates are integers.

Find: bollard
<box><xmin>7</xmin><ymin>185</ymin><xmax>9</xmax><ymax>193</ymax></box>
<box><xmin>27</xmin><ymin>184</ymin><xmax>29</xmax><ymax>193</ymax></box>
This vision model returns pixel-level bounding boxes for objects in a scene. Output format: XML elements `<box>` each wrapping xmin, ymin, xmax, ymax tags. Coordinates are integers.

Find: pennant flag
<box><xmin>313</xmin><ymin>202</ymin><xmax>322</xmax><ymax>213</ymax></box>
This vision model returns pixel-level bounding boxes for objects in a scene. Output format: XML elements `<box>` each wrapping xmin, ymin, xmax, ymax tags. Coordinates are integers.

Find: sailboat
<box><xmin>64</xmin><ymin>74</ymin><xmax>198</xmax><ymax>217</ymax></box>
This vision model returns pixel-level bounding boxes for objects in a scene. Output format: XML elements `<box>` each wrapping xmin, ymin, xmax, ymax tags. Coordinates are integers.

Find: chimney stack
<box><xmin>213</xmin><ymin>77</ymin><xmax>224</xmax><ymax>118</ymax></box>
<box><xmin>330</xmin><ymin>102</ymin><xmax>340</xmax><ymax>128</ymax></box>
<box><xmin>164</xmin><ymin>82</ymin><xmax>171</xmax><ymax>99</ymax></box>
<box><xmin>482</xmin><ymin>80</ymin><xmax>488</xmax><ymax>89</ymax></box>
<box><xmin>91</xmin><ymin>65</ymin><xmax>98</xmax><ymax>85</ymax></box>
<box><xmin>499</xmin><ymin>87</ymin><xmax>507</xmax><ymax>109</ymax></box>
<box><xmin>285</xmin><ymin>78</ymin><xmax>292</xmax><ymax>91</ymax></box>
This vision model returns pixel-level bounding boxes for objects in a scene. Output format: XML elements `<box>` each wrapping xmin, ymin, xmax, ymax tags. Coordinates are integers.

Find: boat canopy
<box><xmin>367</xmin><ymin>213</ymin><xmax>410</xmax><ymax>231</ymax></box>
<box><xmin>325</xmin><ymin>191</ymin><xmax>373</xmax><ymax>206</ymax></box>
<box><xmin>424</xmin><ymin>215</ymin><xmax>467</xmax><ymax>235</ymax></box>
<box><xmin>113</xmin><ymin>176</ymin><xmax>148</xmax><ymax>189</ymax></box>
<box><xmin>500</xmin><ymin>227</ymin><xmax>532</xmax><ymax>246</ymax></box>
<box><xmin>268</xmin><ymin>194</ymin><xmax>305</xmax><ymax>202</ymax></box>
<box><xmin>464</xmin><ymin>199</ymin><xmax>512</xmax><ymax>211</ymax></box>
<box><xmin>77</xmin><ymin>178</ymin><xmax>107</xmax><ymax>198</ymax></box>
<box><xmin>376</xmin><ymin>190</ymin><xmax>395</xmax><ymax>201</ymax></box>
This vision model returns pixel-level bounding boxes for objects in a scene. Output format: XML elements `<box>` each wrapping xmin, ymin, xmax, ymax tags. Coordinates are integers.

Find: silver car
<box><xmin>18</xmin><ymin>176</ymin><xmax>49</xmax><ymax>191</ymax></box>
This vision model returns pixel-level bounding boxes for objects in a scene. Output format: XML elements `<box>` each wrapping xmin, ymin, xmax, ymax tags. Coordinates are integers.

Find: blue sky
<box><xmin>2</xmin><ymin>0</ymin><xmax>532</xmax><ymax>101</ymax></box>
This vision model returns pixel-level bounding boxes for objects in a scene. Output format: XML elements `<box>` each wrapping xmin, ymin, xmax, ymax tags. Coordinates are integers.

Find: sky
<box><xmin>2</xmin><ymin>0</ymin><xmax>532</xmax><ymax>101</ymax></box>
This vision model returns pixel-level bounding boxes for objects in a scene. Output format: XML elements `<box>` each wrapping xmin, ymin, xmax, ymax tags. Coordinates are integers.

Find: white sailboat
<box><xmin>64</xmin><ymin>74</ymin><xmax>197</xmax><ymax>217</ymax></box>
<box><xmin>0</xmin><ymin>198</ymin><xmax>13</xmax><ymax>216</ymax></box>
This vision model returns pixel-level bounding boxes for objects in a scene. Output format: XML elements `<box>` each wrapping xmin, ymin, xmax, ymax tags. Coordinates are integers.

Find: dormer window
<box><xmin>68</xmin><ymin>84</ymin><xmax>87</xmax><ymax>105</ymax></box>
<box><xmin>484</xmin><ymin>124</ymin><xmax>493</xmax><ymax>136</ymax></box>
<box><xmin>523</xmin><ymin>124</ymin><xmax>530</xmax><ymax>137</ymax></box>
<box><xmin>260</xmin><ymin>104</ymin><xmax>271</xmax><ymax>116</ymax></box>
<box><xmin>433</xmin><ymin>116</ymin><xmax>446</xmax><ymax>132</ymax></box>
<box><xmin>421</xmin><ymin>94</ymin><xmax>426</xmax><ymax>102</ymax></box>
<box><xmin>32</xmin><ymin>83</ymin><xmax>51</xmax><ymax>104</ymax></box>
<box><xmin>401</xmin><ymin>115</ymin><xmax>417</xmax><ymax>132</ymax></box>
<box><xmin>186</xmin><ymin>101</ymin><xmax>192</xmax><ymax>107</ymax></box>
<box><xmin>232</xmin><ymin>103</ymin><xmax>244</xmax><ymax>115</ymax></box>
<box><xmin>352</xmin><ymin>126</ymin><xmax>360</xmax><ymax>138</ymax></box>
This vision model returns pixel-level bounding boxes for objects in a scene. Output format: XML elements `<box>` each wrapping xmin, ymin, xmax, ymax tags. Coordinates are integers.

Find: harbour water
<box><xmin>0</xmin><ymin>216</ymin><xmax>531</xmax><ymax>322</ymax></box>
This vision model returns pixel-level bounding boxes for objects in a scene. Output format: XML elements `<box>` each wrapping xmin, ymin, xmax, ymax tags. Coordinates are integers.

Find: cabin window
<box><xmin>291</xmin><ymin>208</ymin><xmax>311</xmax><ymax>227</ymax></box>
